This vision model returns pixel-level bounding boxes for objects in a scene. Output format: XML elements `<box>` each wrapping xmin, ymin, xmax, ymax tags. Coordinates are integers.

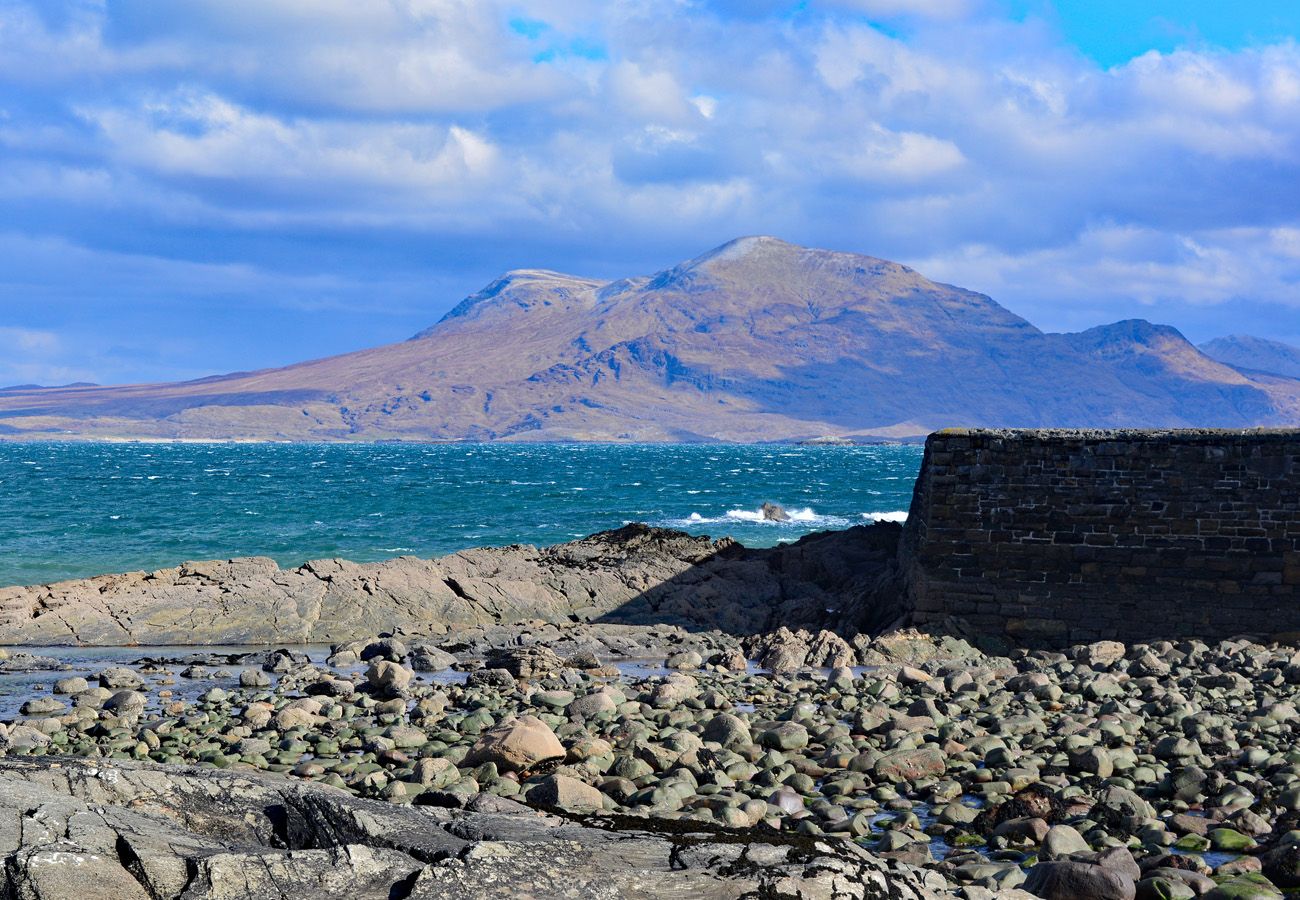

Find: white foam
<box><xmin>862</xmin><ymin>510</ymin><xmax>908</xmax><ymax>523</ymax></box>
<box><xmin>725</xmin><ymin>506</ymin><xmax>830</xmax><ymax>524</ymax></box>
<box><xmin>665</xmin><ymin>505</ymin><xmax>852</xmax><ymax>529</ymax></box>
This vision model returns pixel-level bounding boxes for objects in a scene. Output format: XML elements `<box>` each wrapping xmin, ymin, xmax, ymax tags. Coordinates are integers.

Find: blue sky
<box><xmin>1038</xmin><ymin>0</ymin><xmax>1300</xmax><ymax>66</ymax></box>
<box><xmin>2</xmin><ymin>0</ymin><xmax>1300</xmax><ymax>385</ymax></box>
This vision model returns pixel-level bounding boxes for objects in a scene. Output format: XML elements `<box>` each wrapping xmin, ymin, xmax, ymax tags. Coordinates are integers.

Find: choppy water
<box><xmin>0</xmin><ymin>442</ymin><xmax>922</xmax><ymax>587</ymax></box>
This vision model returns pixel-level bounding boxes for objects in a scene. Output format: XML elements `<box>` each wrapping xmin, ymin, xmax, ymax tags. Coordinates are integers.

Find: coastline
<box><xmin>0</xmin><ymin>523</ymin><xmax>908</xmax><ymax>647</ymax></box>
<box><xmin>0</xmin><ymin>432</ymin><xmax>928</xmax><ymax>445</ymax></box>
<box><xmin>0</xmin><ymin>621</ymin><xmax>1295</xmax><ymax>898</ymax></box>
<box><xmin>0</xmin><ymin>427</ymin><xmax>1293</xmax><ymax>898</ymax></box>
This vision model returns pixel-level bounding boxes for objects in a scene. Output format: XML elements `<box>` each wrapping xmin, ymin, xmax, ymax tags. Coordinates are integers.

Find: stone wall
<box><xmin>903</xmin><ymin>428</ymin><xmax>1300</xmax><ymax>645</ymax></box>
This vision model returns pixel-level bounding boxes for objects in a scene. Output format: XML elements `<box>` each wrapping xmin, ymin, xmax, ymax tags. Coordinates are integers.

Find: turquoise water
<box><xmin>0</xmin><ymin>442</ymin><xmax>922</xmax><ymax>588</ymax></box>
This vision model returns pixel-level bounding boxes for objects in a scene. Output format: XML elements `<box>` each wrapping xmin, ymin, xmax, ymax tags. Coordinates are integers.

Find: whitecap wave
<box><xmin>861</xmin><ymin>510</ymin><xmax>908</xmax><ymax>523</ymax></box>
<box><xmin>666</xmin><ymin>506</ymin><xmax>852</xmax><ymax>529</ymax></box>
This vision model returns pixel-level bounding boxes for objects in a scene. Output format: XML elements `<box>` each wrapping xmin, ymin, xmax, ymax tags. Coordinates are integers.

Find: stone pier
<box><xmin>903</xmin><ymin>428</ymin><xmax>1300</xmax><ymax>645</ymax></box>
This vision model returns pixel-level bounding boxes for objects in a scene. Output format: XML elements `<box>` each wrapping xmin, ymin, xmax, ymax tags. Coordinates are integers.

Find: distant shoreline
<box><xmin>0</xmin><ymin>434</ymin><xmax>927</xmax><ymax>446</ymax></box>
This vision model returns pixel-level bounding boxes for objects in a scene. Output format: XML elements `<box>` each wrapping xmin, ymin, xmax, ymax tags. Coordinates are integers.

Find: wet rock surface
<box><xmin>0</xmin><ymin>756</ymin><xmax>942</xmax><ymax>899</ymax></box>
<box><xmin>0</xmin><ymin>523</ymin><xmax>907</xmax><ymax>646</ymax></box>
<box><xmin>4</xmin><ymin>628</ymin><xmax>1300</xmax><ymax>897</ymax></box>
<box><xmin>0</xmin><ymin>649</ymin><xmax>67</xmax><ymax>672</ymax></box>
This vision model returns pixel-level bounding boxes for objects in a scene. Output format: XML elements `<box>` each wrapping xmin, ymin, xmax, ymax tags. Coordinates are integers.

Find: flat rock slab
<box><xmin>0</xmin><ymin>757</ymin><xmax>943</xmax><ymax>900</ymax></box>
<box><xmin>0</xmin><ymin>523</ymin><xmax>905</xmax><ymax>646</ymax></box>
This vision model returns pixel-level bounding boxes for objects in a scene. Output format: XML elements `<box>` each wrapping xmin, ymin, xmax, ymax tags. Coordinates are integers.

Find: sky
<box><xmin>2</xmin><ymin>0</ymin><xmax>1300</xmax><ymax>386</ymax></box>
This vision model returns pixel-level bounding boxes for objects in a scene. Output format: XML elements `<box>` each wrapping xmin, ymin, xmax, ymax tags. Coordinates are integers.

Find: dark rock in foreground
<box><xmin>0</xmin><ymin>757</ymin><xmax>943</xmax><ymax>899</ymax></box>
<box><xmin>0</xmin><ymin>523</ymin><xmax>907</xmax><ymax>646</ymax></box>
<box><xmin>7</xmin><ymin>626</ymin><xmax>1300</xmax><ymax>896</ymax></box>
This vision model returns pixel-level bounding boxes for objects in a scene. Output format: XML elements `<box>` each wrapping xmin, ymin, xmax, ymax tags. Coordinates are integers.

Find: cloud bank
<box><xmin>2</xmin><ymin>0</ymin><xmax>1299</xmax><ymax>383</ymax></box>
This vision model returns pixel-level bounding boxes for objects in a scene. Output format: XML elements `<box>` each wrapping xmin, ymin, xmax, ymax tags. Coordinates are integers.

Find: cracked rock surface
<box><xmin>0</xmin><ymin>523</ymin><xmax>906</xmax><ymax>646</ymax></box>
<box><xmin>0</xmin><ymin>757</ymin><xmax>943</xmax><ymax>899</ymax></box>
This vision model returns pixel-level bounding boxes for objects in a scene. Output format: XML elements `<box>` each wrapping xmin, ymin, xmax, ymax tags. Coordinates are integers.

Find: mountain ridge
<box><xmin>1200</xmin><ymin>334</ymin><xmax>1300</xmax><ymax>380</ymax></box>
<box><xmin>1</xmin><ymin>237</ymin><xmax>1297</xmax><ymax>442</ymax></box>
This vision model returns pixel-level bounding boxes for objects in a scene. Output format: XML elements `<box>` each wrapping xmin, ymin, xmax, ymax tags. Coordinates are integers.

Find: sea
<box><xmin>0</xmin><ymin>442</ymin><xmax>922</xmax><ymax>588</ymax></box>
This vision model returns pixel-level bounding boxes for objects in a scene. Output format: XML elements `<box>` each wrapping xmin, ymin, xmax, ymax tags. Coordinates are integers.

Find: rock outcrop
<box><xmin>0</xmin><ymin>757</ymin><xmax>943</xmax><ymax>899</ymax></box>
<box><xmin>0</xmin><ymin>522</ymin><xmax>907</xmax><ymax>646</ymax></box>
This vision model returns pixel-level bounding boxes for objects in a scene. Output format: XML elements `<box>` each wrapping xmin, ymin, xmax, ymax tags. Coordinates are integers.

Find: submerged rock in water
<box><xmin>409</xmin><ymin>643</ymin><xmax>457</xmax><ymax>672</ymax></box>
<box><xmin>487</xmin><ymin>646</ymin><xmax>564</xmax><ymax>680</ymax></box>
<box><xmin>0</xmin><ymin>652</ymin><xmax>67</xmax><ymax>673</ymax></box>
<box><xmin>760</xmin><ymin>502</ymin><xmax>791</xmax><ymax>522</ymax></box>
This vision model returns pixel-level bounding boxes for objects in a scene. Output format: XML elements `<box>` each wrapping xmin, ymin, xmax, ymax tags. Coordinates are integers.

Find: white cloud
<box><xmin>840</xmin><ymin>127</ymin><xmax>966</xmax><ymax>183</ymax></box>
<box><xmin>813</xmin><ymin>23</ymin><xmax>966</xmax><ymax>97</ymax></box>
<box><xmin>1127</xmin><ymin>50</ymin><xmax>1255</xmax><ymax>115</ymax></box>
<box><xmin>0</xmin><ymin>327</ymin><xmax>82</xmax><ymax>387</ymax></box>
<box><xmin>0</xmin><ymin>2</ymin><xmax>181</xmax><ymax>82</ymax></box>
<box><xmin>81</xmin><ymin>92</ymin><xmax>503</xmax><ymax>205</ymax></box>
<box><xmin>0</xmin><ymin>326</ymin><xmax>59</xmax><ymax>354</ymax></box>
<box><xmin>817</xmin><ymin>0</ymin><xmax>975</xmax><ymax>21</ymax></box>
<box><xmin>4</xmin><ymin>0</ymin><xmax>1300</xmax><ymax>377</ymax></box>
<box><xmin>606</xmin><ymin>62</ymin><xmax>699</xmax><ymax>124</ymax></box>
<box><xmin>691</xmin><ymin>94</ymin><xmax>718</xmax><ymax>119</ymax></box>
<box><xmin>910</xmin><ymin>225</ymin><xmax>1300</xmax><ymax>333</ymax></box>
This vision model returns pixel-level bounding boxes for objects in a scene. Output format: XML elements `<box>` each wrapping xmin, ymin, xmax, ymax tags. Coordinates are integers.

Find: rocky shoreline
<box><xmin>4</xmin><ymin>517</ymin><xmax>1300</xmax><ymax>898</ymax></box>
<box><xmin>1</xmin><ymin>623</ymin><xmax>1298</xmax><ymax>898</ymax></box>
<box><xmin>0</xmin><ymin>754</ymin><xmax>943</xmax><ymax>899</ymax></box>
<box><xmin>0</xmin><ymin>523</ymin><xmax>906</xmax><ymax>646</ymax></box>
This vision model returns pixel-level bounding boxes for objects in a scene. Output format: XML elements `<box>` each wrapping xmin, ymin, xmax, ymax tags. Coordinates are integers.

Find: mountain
<box><xmin>0</xmin><ymin>382</ymin><xmax>98</xmax><ymax>392</ymax></box>
<box><xmin>1200</xmin><ymin>334</ymin><xmax>1300</xmax><ymax>380</ymax></box>
<box><xmin>1</xmin><ymin>237</ymin><xmax>1297</xmax><ymax>442</ymax></box>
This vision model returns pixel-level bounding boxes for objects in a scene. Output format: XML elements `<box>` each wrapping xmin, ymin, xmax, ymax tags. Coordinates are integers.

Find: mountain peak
<box><xmin>1201</xmin><ymin>334</ymin><xmax>1300</xmax><ymax>379</ymax></box>
<box><xmin>418</xmin><ymin>269</ymin><xmax>607</xmax><ymax>336</ymax></box>
<box><xmin>658</xmin><ymin>236</ymin><xmax>807</xmax><ymax>281</ymax></box>
<box><xmin>636</xmin><ymin>236</ymin><xmax>923</xmax><ymax>300</ymax></box>
<box><xmin>1070</xmin><ymin>319</ymin><xmax>1189</xmax><ymax>347</ymax></box>
<box><xmin>693</xmin><ymin>235</ymin><xmax>799</xmax><ymax>263</ymax></box>
<box><xmin>8</xmin><ymin>237</ymin><xmax>1296</xmax><ymax>443</ymax></box>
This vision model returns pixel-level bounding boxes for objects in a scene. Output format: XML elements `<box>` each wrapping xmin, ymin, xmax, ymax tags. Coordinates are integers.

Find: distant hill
<box><xmin>1</xmin><ymin>237</ymin><xmax>1297</xmax><ymax>442</ymax></box>
<box><xmin>1200</xmin><ymin>334</ymin><xmax>1300</xmax><ymax>380</ymax></box>
<box><xmin>0</xmin><ymin>382</ymin><xmax>98</xmax><ymax>392</ymax></box>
